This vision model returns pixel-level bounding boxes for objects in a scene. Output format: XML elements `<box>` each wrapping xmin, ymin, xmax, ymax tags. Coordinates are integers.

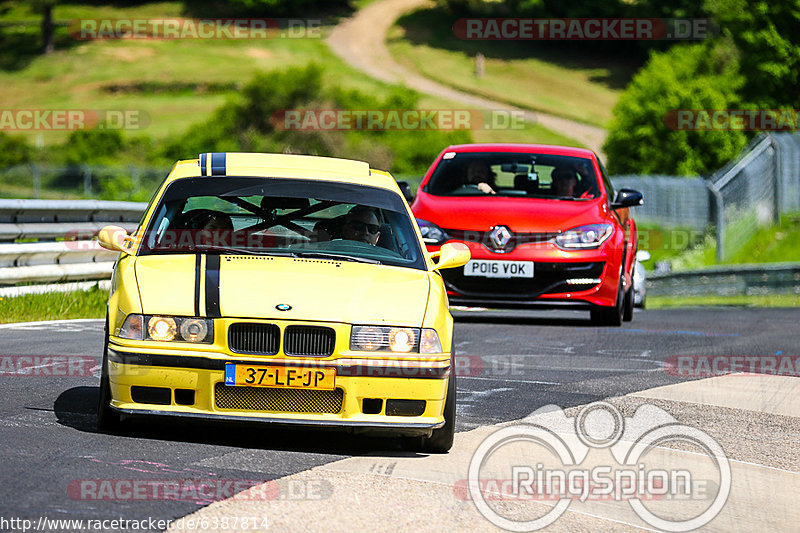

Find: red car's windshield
<box><xmin>424</xmin><ymin>152</ymin><xmax>600</xmax><ymax>200</ymax></box>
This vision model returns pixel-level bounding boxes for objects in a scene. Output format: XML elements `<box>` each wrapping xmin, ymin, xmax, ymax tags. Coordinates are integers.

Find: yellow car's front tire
<box><xmin>97</xmin><ymin>318</ymin><xmax>122</xmax><ymax>431</ymax></box>
<box><xmin>420</xmin><ymin>371</ymin><xmax>456</xmax><ymax>453</ymax></box>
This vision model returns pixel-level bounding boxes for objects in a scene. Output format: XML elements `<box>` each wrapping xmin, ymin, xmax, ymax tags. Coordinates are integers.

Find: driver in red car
<box><xmin>464</xmin><ymin>160</ymin><xmax>497</xmax><ymax>195</ymax></box>
<box><xmin>552</xmin><ymin>166</ymin><xmax>594</xmax><ymax>198</ymax></box>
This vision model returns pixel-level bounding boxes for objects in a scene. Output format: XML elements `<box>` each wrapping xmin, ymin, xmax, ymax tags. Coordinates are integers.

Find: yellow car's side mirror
<box><xmin>97</xmin><ymin>225</ymin><xmax>132</xmax><ymax>253</ymax></box>
<box><xmin>431</xmin><ymin>242</ymin><xmax>470</xmax><ymax>271</ymax></box>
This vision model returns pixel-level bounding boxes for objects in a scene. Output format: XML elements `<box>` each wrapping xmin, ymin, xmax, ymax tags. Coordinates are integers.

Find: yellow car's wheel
<box><xmin>97</xmin><ymin>316</ymin><xmax>122</xmax><ymax>431</ymax></box>
<box><xmin>421</xmin><ymin>371</ymin><xmax>456</xmax><ymax>453</ymax></box>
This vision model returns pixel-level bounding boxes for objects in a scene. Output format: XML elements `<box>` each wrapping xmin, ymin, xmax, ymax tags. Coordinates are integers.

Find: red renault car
<box><xmin>408</xmin><ymin>144</ymin><xmax>642</xmax><ymax>326</ymax></box>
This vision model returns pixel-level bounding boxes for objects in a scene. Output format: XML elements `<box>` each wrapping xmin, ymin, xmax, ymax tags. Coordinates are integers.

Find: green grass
<box><xmin>640</xmin><ymin>214</ymin><xmax>800</xmax><ymax>272</ymax></box>
<box><xmin>0</xmin><ymin>2</ymin><xmax>580</xmax><ymax>150</ymax></box>
<box><xmin>0</xmin><ymin>287</ymin><xmax>107</xmax><ymax>324</ymax></box>
<box><xmin>647</xmin><ymin>293</ymin><xmax>800</xmax><ymax>309</ymax></box>
<box><xmin>387</xmin><ymin>8</ymin><xmax>638</xmax><ymax>129</ymax></box>
<box><xmin>725</xmin><ymin>214</ymin><xmax>800</xmax><ymax>264</ymax></box>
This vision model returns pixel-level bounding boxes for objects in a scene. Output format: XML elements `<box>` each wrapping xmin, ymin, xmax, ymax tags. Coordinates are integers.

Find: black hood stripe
<box><xmin>194</xmin><ymin>254</ymin><xmax>202</xmax><ymax>317</ymax></box>
<box><xmin>205</xmin><ymin>254</ymin><xmax>221</xmax><ymax>318</ymax></box>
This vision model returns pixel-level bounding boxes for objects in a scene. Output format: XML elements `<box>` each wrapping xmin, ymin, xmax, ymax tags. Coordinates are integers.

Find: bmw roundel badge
<box><xmin>276</xmin><ymin>303</ymin><xmax>292</xmax><ymax>311</ymax></box>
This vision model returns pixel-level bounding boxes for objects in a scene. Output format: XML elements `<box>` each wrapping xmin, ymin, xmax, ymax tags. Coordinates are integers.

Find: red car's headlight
<box><xmin>416</xmin><ymin>218</ymin><xmax>449</xmax><ymax>245</ymax></box>
<box><xmin>554</xmin><ymin>224</ymin><xmax>613</xmax><ymax>249</ymax></box>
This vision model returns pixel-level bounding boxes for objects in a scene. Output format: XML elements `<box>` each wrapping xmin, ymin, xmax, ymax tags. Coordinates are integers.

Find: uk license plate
<box><xmin>224</xmin><ymin>364</ymin><xmax>335</xmax><ymax>390</ymax></box>
<box><xmin>463</xmin><ymin>259</ymin><xmax>534</xmax><ymax>278</ymax></box>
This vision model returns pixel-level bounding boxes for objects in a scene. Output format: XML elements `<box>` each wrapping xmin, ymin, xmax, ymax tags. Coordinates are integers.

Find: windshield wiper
<box><xmin>291</xmin><ymin>251</ymin><xmax>381</xmax><ymax>264</ymax></box>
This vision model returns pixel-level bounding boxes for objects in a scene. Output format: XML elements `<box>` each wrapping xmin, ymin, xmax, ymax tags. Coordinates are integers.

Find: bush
<box><xmin>603</xmin><ymin>42</ymin><xmax>747</xmax><ymax>176</ymax></box>
<box><xmin>164</xmin><ymin>65</ymin><xmax>470</xmax><ymax>175</ymax></box>
<box><xmin>62</xmin><ymin>128</ymin><xmax>125</xmax><ymax>165</ymax></box>
<box><xmin>0</xmin><ymin>132</ymin><xmax>31</xmax><ymax>167</ymax></box>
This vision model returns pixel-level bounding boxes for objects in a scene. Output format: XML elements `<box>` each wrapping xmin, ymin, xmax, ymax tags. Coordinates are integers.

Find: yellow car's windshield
<box><xmin>139</xmin><ymin>176</ymin><xmax>426</xmax><ymax>270</ymax></box>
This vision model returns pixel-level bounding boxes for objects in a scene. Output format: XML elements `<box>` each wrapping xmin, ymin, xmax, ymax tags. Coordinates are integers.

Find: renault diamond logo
<box><xmin>276</xmin><ymin>303</ymin><xmax>292</xmax><ymax>311</ymax></box>
<box><xmin>489</xmin><ymin>225</ymin><xmax>512</xmax><ymax>249</ymax></box>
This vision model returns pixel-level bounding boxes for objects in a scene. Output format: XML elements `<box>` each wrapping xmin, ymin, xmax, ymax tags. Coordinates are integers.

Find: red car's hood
<box><xmin>412</xmin><ymin>193</ymin><xmax>609</xmax><ymax>233</ymax></box>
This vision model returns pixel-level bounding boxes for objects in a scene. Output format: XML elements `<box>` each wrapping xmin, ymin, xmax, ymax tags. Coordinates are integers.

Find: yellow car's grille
<box><xmin>214</xmin><ymin>383</ymin><xmax>343</xmax><ymax>414</ymax></box>
<box><xmin>228</xmin><ymin>323</ymin><xmax>280</xmax><ymax>355</ymax></box>
<box><xmin>284</xmin><ymin>325</ymin><xmax>335</xmax><ymax>357</ymax></box>
<box><xmin>227</xmin><ymin>323</ymin><xmax>335</xmax><ymax>357</ymax></box>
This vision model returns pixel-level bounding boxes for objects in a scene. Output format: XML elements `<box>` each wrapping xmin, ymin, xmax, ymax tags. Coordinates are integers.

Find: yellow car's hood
<box><xmin>134</xmin><ymin>254</ymin><xmax>431</xmax><ymax>327</ymax></box>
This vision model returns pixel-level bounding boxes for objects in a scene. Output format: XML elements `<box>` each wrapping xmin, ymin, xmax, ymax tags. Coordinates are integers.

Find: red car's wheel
<box><xmin>622</xmin><ymin>281</ymin><xmax>634</xmax><ymax>322</ymax></box>
<box><xmin>590</xmin><ymin>278</ymin><xmax>623</xmax><ymax>327</ymax></box>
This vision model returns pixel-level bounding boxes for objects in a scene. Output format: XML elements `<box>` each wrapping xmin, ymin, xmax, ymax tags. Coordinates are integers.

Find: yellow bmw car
<box><xmin>96</xmin><ymin>152</ymin><xmax>469</xmax><ymax>452</ymax></box>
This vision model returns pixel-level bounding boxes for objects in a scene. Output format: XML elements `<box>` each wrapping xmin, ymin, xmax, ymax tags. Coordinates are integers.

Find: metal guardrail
<box><xmin>647</xmin><ymin>263</ymin><xmax>800</xmax><ymax>297</ymax></box>
<box><xmin>0</xmin><ymin>199</ymin><xmax>145</xmax><ymax>241</ymax></box>
<box><xmin>1</xmin><ymin>199</ymin><xmax>797</xmax><ymax>300</ymax></box>
<box><xmin>0</xmin><ymin>200</ymin><xmax>147</xmax><ymax>294</ymax></box>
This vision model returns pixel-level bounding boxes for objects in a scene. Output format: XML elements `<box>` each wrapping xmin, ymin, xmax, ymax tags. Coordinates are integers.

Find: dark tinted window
<box><xmin>425</xmin><ymin>152</ymin><xmax>600</xmax><ymax>200</ymax></box>
<box><xmin>139</xmin><ymin>177</ymin><xmax>425</xmax><ymax>270</ymax></box>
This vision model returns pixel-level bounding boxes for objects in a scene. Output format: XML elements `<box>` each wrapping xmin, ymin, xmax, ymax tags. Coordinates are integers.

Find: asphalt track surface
<box><xmin>0</xmin><ymin>307</ymin><xmax>796</xmax><ymax>530</ymax></box>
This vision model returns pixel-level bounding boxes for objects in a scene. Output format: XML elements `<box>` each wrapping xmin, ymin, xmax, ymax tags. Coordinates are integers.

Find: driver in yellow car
<box><xmin>341</xmin><ymin>206</ymin><xmax>381</xmax><ymax>245</ymax></box>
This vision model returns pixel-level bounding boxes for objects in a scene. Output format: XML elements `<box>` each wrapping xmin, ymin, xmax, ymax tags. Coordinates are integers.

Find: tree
<box><xmin>706</xmin><ymin>0</ymin><xmax>800</xmax><ymax>108</ymax></box>
<box><xmin>603</xmin><ymin>42</ymin><xmax>747</xmax><ymax>175</ymax></box>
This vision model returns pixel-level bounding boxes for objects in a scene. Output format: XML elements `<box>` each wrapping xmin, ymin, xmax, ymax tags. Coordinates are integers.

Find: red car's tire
<box><xmin>622</xmin><ymin>282</ymin><xmax>634</xmax><ymax>322</ymax></box>
<box><xmin>591</xmin><ymin>279</ymin><xmax>623</xmax><ymax>327</ymax></box>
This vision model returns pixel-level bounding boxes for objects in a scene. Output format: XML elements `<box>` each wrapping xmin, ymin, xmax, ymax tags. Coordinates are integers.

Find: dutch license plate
<box><xmin>463</xmin><ymin>259</ymin><xmax>534</xmax><ymax>278</ymax></box>
<box><xmin>224</xmin><ymin>364</ymin><xmax>335</xmax><ymax>390</ymax></box>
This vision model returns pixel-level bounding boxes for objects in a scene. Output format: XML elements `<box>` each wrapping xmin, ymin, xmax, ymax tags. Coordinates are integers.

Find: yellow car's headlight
<box><xmin>419</xmin><ymin>329</ymin><xmax>443</xmax><ymax>353</ymax></box>
<box><xmin>148</xmin><ymin>316</ymin><xmax>177</xmax><ymax>341</ymax></box>
<box><xmin>117</xmin><ymin>314</ymin><xmax>214</xmax><ymax>343</ymax></box>
<box><xmin>350</xmin><ymin>326</ymin><xmax>443</xmax><ymax>354</ymax></box>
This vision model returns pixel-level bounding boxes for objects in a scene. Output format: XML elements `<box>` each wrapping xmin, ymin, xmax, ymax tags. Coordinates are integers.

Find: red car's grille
<box><xmin>442</xmin><ymin>261</ymin><xmax>605</xmax><ymax>298</ymax></box>
<box><xmin>445</xmin><ymin>229</ymin><xmax>559</xmax><ymax>253</ymax></box>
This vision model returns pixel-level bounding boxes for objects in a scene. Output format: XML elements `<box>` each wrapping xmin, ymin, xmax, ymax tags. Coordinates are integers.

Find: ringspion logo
<box><xmin>468</xmin><ymin>402</ymin><xmax>730</xmax><ymax>531</ymax></box>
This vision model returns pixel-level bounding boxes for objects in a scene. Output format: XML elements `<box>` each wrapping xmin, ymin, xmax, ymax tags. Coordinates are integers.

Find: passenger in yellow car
<box><xmin>341</xmin><ymin>206</ymin><xmax>381</xmax><ymax>245</ymax></box>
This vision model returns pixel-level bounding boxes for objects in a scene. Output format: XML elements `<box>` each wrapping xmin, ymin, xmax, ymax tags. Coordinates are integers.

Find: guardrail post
<box><xmin>30</xmin><ymin>163</ymin><xmax>41</xmax><ymax>199</ymax></box>
<box><xmin>82</xmin><ymin>164</ymin><xmax>92</xmax><ymax>197</ymax></box>
<box><xmin>131</xmin><ymin>165</ymin><xmax>140</xmax><ymax>195</ymax></box>
<box><xmin>771</xmin><ymin>134</ymin><xmax>782</xmax><ymax>226</ymax></box>
<box><xmin>706</xmin><ymin>180</ymin><xmax>725</xmax><ymax>263</ymax></box>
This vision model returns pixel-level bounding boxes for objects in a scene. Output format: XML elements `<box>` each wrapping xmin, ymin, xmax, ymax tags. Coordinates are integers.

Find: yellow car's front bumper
<box><xmin>107</xmin><ymin>340</ymin><xmax>451</xmax><ymax>436</ymax></box>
